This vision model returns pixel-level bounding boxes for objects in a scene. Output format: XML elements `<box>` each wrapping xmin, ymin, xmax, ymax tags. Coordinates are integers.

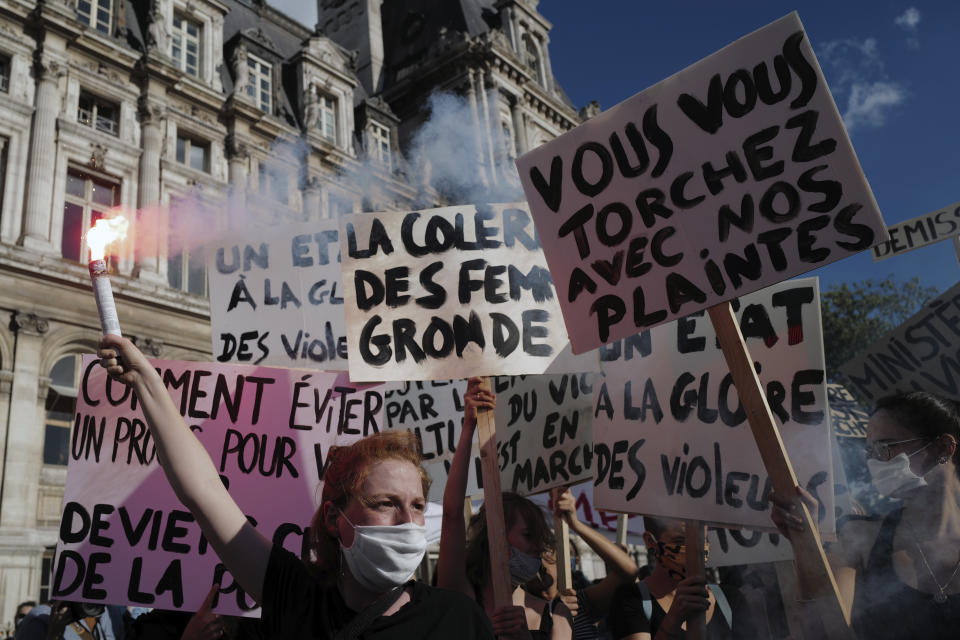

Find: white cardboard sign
<box><xmin>516</xmin><ymin>12</ymin><xmax>886</xmax><ymax>353</ymax></box>
<box><xmin>592</xmin><ymin>278</ymin><xmax>834</xmax><ymax>532</ymax></box>
<box><xmin>340</xmin><ymin>204</ymin><xmax>596</xmax><ymax>381</ymax></box>
<box><xmin>207</xmin><ymin>220</ymin><xmax>348</xmax><ymax>370</ymax></box>
<box><xmin>492</xmin><ymin>373</ymin><xmax>596</xmax><ymax>496</ymax></box>
<box><xmin>872</xmin><ymin>201</ymin><xmax>960</xmax><ymax>261</ymax></box>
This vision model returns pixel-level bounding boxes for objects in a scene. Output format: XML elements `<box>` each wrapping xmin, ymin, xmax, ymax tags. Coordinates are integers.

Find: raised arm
<box><xmin>99</xmin><ymin>335</ymin><xmax>271</xmax><ymax>603</ymax></box>
<box><xmin>770</xmin><ymin>486</ymin><xmax>859</xmax><ymax>620</ymax></box>
<box><xmin>436</xmin><ymin>377</ymin><xmax>495</xmax><ymax>597</ymax></box>
<box><xmin>552</xmin><ymin>487</ymin><xmax>638</xmax><ymax>617</ymax></box>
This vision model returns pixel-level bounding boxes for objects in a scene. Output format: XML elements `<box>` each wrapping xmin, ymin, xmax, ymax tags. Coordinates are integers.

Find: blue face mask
<box><xmin>509</xmin><ymin>545</ymin><xmax>542</xmax><ymax>585</ymax></box>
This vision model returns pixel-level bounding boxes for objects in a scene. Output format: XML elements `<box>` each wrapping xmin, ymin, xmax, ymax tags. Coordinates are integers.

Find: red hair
<box><xmin>308</xmin><ymin>431</ymin><xmax>431</xmax><ymax>583</ymax></box>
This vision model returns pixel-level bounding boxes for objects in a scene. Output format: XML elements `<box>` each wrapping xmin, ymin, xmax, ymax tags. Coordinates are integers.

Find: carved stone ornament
<box><xmin>137</xmin><ymin>95</ymin><xmax>166</xmax><ymax>124</ymax></box>
<box><xmin>90</xmin><ymin>144</ymin><xmax>108</xmax><ymax>170</ymax></box>
<box><xmin>9</xmin><ymin>311</ymin><xmax>50</xmax><ymax>336</ymax></box>
<box><xmin>225</xmin><ymin>134</ymin><xmax>250</xmax><ymax>160</ymax></box>
<box><xmin>32</xmin><ymin>52</ymin><xmax>63</xmax><ymax>81</ymax></box>
<box><xmin>242</xmin><ymin>28</ymin><xmax>280</xmax><ymax>55</ymax></box>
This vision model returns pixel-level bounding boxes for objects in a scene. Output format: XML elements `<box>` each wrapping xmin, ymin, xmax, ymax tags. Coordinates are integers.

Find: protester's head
<box><xmin>466</xmin><ymin>492</ymin><xmax>554</xmax><ymax>590</ymax></box>
<box><xmin>310</xmin><ymin>431</ymin><xmax>431</xmax><ymax>587</ymax></box>
<box><xmin>14</xmin><ymin>601</ymin><xmax>36</xmax><ymax>628</ymax></box>
<box><xmin>642</xmin><ymin>516</ymin><xmax>707</xmax><ymax>583</ymax></box>
<box><xmin>866</xmin><ymin>392</ymin><xmax>960</xmax><ymax>496</ymax></box>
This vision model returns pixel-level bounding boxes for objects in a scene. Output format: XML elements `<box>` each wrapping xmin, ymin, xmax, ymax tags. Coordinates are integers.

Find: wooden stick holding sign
<box><xmin>684</xmin><ymin>519</ymin><xmax>707</xmax><ymax>640</ymax></box>
<box><xmin>475</xmin><ymin>376</ymin><xmax>514</xmax><ymax>611</ymax></box>
<box><xmin>616</xmin><ymin>514</ymin><xmax>628</xmax><ymax>547</ymax></box>
<box><xmin>551</xmin><ymin>487</ymin><xmax>573</xmax><ymax>593</ymax></box>
<box><xmin>707</xmin><ymin>302</ymin><xmax>853</xmax><ymax>635</ymax></box>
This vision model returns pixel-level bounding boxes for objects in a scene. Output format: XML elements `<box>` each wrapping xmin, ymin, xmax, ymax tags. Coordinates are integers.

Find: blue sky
<box><xmin>543</xmin><ymin>1</ymin><xmax>959</xmax><ymax>296</ymax></box>
<box><xmin>274</xmin><ymin>1</ymin><xmax>958</xmax><ymax>296</ymax></box>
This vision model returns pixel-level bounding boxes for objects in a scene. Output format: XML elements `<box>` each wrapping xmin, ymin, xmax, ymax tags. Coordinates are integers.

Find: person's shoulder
<box><xmin>14</xmin><ymin>606</ymin><xmax>51</xmax><ymax>640</ymax></box>
<box><xmin>415</xmin><ymin>583</ymin><xmax>480</xmax><ymax>608</ymax></box>
<box><xmin>837</xmin><ymin>513</ymin><xmax>885</xmax><ymax>562</ymax></box>
<box><xmin>611</xmin><ymin>578</ymin><xmax>642</xmax><ymax>602</ymax></box>
<box><xmin>410</xmin><ymin>584</ymin><xmax>494</xmax><ymax>637</ymax></box>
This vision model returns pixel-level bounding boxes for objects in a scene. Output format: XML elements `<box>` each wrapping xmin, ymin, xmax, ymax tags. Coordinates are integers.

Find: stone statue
<box><xmin>147</xmin><ymin>6</ymin><xmax>168</xmax><ymax>52</ymax></box>
<box><xmin>231</xmin><ymin>41</ymin><xmax>249</xmax><ymax>96</ymax></box>
<box><xmin>304</xmin><ymin>87</ymin><xmax>319</xmax><ymax>128</ymax></box>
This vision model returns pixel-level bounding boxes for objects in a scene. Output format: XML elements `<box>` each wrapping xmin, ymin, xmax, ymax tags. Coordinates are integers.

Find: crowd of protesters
<box><xmin>8</xmin><ymin>337</ymin><xmax>958</xmax><ymax>640</ymax></box>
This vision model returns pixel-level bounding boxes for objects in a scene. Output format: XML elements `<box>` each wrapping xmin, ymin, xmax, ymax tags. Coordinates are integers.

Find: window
<box><xmin>0</xmin><ymin>54</ymin><xmax>9</xmax><ymax>93</ymax></box>
<box><xmin>246</xmin><ymin>54</ymin><xmax>272</xmax><ymax>112</ymax></box>
<box><xmin>171</xmin><ymin>15</ymin><xmax>202</xmax><ymax>77</ymax></box>
<box><xmin>176</xmin><ymin>134</ymin><xmax>209</xmax><ymax>172</ymax></box>
<box><xmin>167</xmin><ymin>197</ymin><xmax>207</xmax><ymax>295</ymax></box>
<box><xmin>77</xmin><ymin>0</ymin><xmax>113</xmax><ymax>35</ymax></box>
<box><xmin>369</xmin><ymin>123</ymin><xmax>391</xmax><ymax>170</ymax></box>
<box><xmin>524</xmin><ymin>35</ymin><xmax>542</xmax><ymax>84</ymax></box>
<box><xmin>44</xmin><ymin>355</ymin><xmax>80</xmax><ymax>466</ymax></box>
<box><xmin>258</xmin><ymin>164</ymin><xmax>288</xmax><ymax>205</ymax></box>
<box><xmin>78</xmin><ymin>92</ymin><xmax>119</xmax><ymax>136</ymax></box>
<box><xmin>318</xmin><ymin>94</ymin><xmax>337</xmax><ymax>143</ymax></box>
<box><xmin>40</xmin><ymin>548</ymin><xmax>55</xmax><ymax>604</ymax></box>
<box><xmin>62</xmin><ymin>168</ymin><xmax>120</xmax><ymax>262</ymax></box>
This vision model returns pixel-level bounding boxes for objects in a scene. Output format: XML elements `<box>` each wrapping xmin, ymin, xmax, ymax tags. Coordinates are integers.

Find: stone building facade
<box><xmin>0</xmin><ymin>0</ymin><xmax>584</xmax><ymax>622</ymax></box>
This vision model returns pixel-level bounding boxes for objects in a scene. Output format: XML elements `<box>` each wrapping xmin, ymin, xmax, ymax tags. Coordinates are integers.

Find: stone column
<box><xmin>0</xmin><ymin>369</ymin><xmax>13</xmax><ymax>491</ymax></box>
<box><xmin>539</xmin><ymin>34</ymin><xmax>554</xmax><ymax>92</ymax></box>
<box><xmin>226</xmin><ymin>135</ymin><xmax>249</xmax><ymax>229</ymax></box>
<box><xmin>511</xmin><ymin>96</ymin><xmax>528</xmax><ymax>155</ymax></box>
<box><xmin>136</xmin><ymin>96</ymin><xmax>165</xmax><ymax>283</ymax></box>
<box><xmin>20</xmin><ymin>55</ymin><xmax>62</xmax><ymax>252</ymax></box>
<box><xmin>0</xmin><ymin>312</ymin><xmax>49</xmax><ymax>529</ymax></box>
<box><xmin>478</xmin><ymin>69</ymin><xmax>498</xmax><ymax>186</ymax></box>
<box><xmin>465</xmin><ymin>70</ymin><xmax>490</xmax><ymax>187</ymax></box>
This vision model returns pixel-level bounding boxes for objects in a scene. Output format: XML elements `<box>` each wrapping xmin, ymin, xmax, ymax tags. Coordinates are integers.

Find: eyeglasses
<box><xmin>863</xmin><ymin>437</ymin><xmax>930</xmax><ymax>461</ymax></box>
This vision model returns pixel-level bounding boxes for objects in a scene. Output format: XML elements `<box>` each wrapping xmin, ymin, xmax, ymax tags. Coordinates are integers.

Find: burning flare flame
<box><xmin>86</xmin><ymin>215</ymin><xmax>129</xmax><ymax>261</ymax></box>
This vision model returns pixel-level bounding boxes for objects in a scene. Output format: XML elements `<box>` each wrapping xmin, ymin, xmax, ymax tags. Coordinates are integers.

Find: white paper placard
<box><xmin>516</xmin><ymin>13</ymin><xmax>886</xmax><ymax>353</ymax></box>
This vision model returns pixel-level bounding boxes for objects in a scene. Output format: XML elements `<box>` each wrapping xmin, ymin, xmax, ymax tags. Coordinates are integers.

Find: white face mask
<box><xmin>509</xmin><ymin>545</ymin><xmax>542</xmax><ymax>585</ymax></box>
<box><xmin>868</xmin><ymin>448</ymin><xmax>930</xmax><ymax>498</ymax></box>
<box><xmin>340</xmin><ymin>511</ymin><xmax>427</xmax><ymax>592</ymax></box>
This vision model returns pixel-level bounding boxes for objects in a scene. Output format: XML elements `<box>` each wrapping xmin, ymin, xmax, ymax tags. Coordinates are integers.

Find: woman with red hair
<box><xmin>98</xmin><ymin>335</ymin><xmax>493</xmax><ymax>639</ymax></box>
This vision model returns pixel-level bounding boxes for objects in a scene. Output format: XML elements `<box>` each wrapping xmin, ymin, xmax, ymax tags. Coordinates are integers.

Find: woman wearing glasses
<box><xmin>771</xmin><ymin>391</ymin><xmax>960</xmax><ymax>638</ymax></box>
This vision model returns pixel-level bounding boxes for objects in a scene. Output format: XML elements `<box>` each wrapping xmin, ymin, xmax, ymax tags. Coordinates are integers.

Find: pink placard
<box><xmin>53</xmin><ymin>356</ymin><xmax>385</xmax><ymax>616</ymax></box>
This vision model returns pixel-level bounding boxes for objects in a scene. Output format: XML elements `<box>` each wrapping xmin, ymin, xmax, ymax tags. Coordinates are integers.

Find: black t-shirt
<box><xmin>262</xmin><ymin>545</ymin><xmax>495</xmax><ymax>640</ymax></box>
<box><xmin>852</xmin><ymin>508</ymin><xmax>960</xmax><ymax>639</ymax></box>
<box><xmin>608</xmin><ymin>581</ymin><xmax>731</xmax><ymax>640</ymax></box>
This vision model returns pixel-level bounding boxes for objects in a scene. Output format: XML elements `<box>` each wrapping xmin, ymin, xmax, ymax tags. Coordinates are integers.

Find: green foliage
<box><xmin>821</xmin><ymin>275</ymin><xmax>939</xmax><ymax>380</ymax></box>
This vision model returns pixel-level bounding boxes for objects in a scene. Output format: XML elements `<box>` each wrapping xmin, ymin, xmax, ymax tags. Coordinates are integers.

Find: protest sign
<box><xmin>526</xmin><ymin>484</ymin><xmax>792</xmax><ymax>566</ymax></box>
<box><xmin>54</xmin><ymin>356</ymin><xmax>386</xmax><ymax>615</ymax></box>
<box><xmin>516</xmin><ymin>12</ymin><xmax>886</xmax><ymax>354</ymax></box>
<box><xmin>528</xmin><ymin>481</ymin><xmax>645</xmax><ymax>544</ymax></box>
<box><xmin>414</xmin><ymin>373</ymin><xmax>595</xmax><ymax>499</ymax></box>
<box><xmin>492</xmin><ymin>373</ymin><xmax>595</xmax><ymax>496</ymax></box>
<box><xmin>706</xmin><ymin>527</ymin><xmax>792</xmax><ymax>567</ymax></box>
<box><xmin>339</xmin><ymin>203</ymin><xmax>596</xmax><ymax>381</ymax></box>
<box><xmin>827</xmin><ymin>383</ymin><xmax>869</xmax><ymax>438</ymax></box>
<box><xmin>872</xmin><ymin>201</ymin><xmax>960</xmax><ymax>261</ymax></box>
<box><xmin>207</xmin><ymin>220</ymin><xmax>347</xmax><ymax>370</ymax></box>
<box><xmin>382</xmin><ymin>379</ymin><xmax>466</xmax><ymax>462</ymax></box>
<box><xmin>840</xmin><ymin>281</ymin><xmax>960</xmax><ymax>403</ymax></box>
<box><xmin>592</xmin><ymin>278</ymin><xmax>834</xmax><ymax>532</ymax></box>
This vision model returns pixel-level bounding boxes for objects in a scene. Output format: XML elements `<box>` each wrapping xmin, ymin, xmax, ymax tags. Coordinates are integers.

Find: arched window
<box><xmin>524</xmin><ymin>35</ymin><xmax>543</xmax><ymax>85</ymax></box>
<box><xmin>44</xmin><ymin>354</ymin><xmax>81</xmax><ymax>466</ymax></box>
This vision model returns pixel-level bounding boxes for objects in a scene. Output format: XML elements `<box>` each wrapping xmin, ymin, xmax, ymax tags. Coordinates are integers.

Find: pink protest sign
<box><xmin>53</xmin><ymin>356</ymin><xmax>385</xmax><ymax>616</ymax></box>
